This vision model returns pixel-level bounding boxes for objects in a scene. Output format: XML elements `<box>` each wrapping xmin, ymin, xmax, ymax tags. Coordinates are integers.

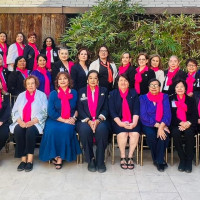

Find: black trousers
<box><xmin>0</xmin><ymin>124</ymin><xmax>9</xmax><ymax>151</ymax></box>
<box><xmin>171</xmin><ymin>126</ymin><xmax>196</xmax><ymax>161</ymax></box>
<box><xmin>14</xmin><ymin>125</ymin><xmax>39</xmax><ymax>158</ymax></box>
<box><xmin>77</xmin><ymin>121</ymin><xmax>109</xmax><ymax>167</ymax></box>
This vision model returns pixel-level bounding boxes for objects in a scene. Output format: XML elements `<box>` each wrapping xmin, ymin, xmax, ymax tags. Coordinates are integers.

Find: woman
<box><xmin>109</xmin><ymin>74</ymin><xmax>140</xmax><ymax>169</ymax></box>
<box><xmin>163</xmin><ymin>55</ymin><xmax>187</xmax><ymax>96</ymax></box>
<box><xmin>76</xmin><ymin>70</ymin><xmax>109</xmax><ymax>173</ymax></box>
<box><xmin>31</xmin><ymin>54</ymin><xmax>54</xmax><ymax>97</ymax></box>
<box><xmin>170</xmin><ymin>80</ymin><xmax>198</xmax><ymax>173</ymax></box>
<box><xmin>71</xmin><ymin>48</ymin><xmax>90</xmax><ymax>91</ymax></box>
<box><xmin>134</xmin><ymin>53</ymin><xmax>155</xmax><ymax>95</ymax></box>
<box><xmin>23</xmin><ymin>32</ymin><xmax>40</xmax><ymax>71</ymax></box>
<box><xmin>0</xmin><ymin>79</ymin><xmax>10</xmax><ymax>152</ymax></box>
<box><xmin>7</xmin><ymin>32</ymin><xmax>26</xmax><ymax>71</ymax></box>
<box><xmin>40</xmin><ymin>37</ymin><xmax>59</xmax><ymax>71</ymax></box>
<box><xmin>8</xmin><ymin>56</ymin><xmax>29</xmax><ymax>96</ymax></box>
<box><xmin>0</xmin><ymin>32</ymin><xmax>8</xmax><ymax>68</ymax></box>
<box><xmin>0</xmin><ymin>54</ymin><xmax>9</xmax><ymax>92</ymax></box>
<box><xmin>149</xmin><ymin>54</ymin><xmax>165</xmax><ymax>91</ymax></box>
<box><xmin>39</xmin><ymin>72</ymin><xmax>81</xmax><ymax>169</ymax></box>
<box><xmin>114</xmin><ymin>52</ymin><xmax>136</xmax><ymax>89</ymax></box>
<box><xmin>140</xmin><ymin>79</ymin><xmax>171</xmax><ymax>172</ymax></box>
<box><xmin>9</xmin><ymin>76</ymin><xmax>47</xmax><ymax>172</ymax></box>
<box><xmin>51</xmin><ymin>48</ymin><xmax>74</xmax><ymax>83</ymax></box>
<box><xmin>89</xmin><ymin>45</ymin><xmax>117</xmax><ymax>92</ymax></box>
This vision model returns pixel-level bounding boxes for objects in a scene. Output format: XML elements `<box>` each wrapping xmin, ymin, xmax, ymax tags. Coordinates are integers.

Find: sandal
<box><xmin>120</xmin><ymin>158</ymin><xmax>128</xmax><ymax>169</ymax></box>
<box><xmin>55</xmin><ymin>162</ymin><xmax>63</xmax><ymax>170</ymax></box>
<box><xmin>127</xmin><ymin>158</ymin><xmax>134</xmax><ymax>170</ymax></box>
<box><xmin>51</xmin><ymin>158</ymin><xmax>57</xmax><ymax>165</ymax></box>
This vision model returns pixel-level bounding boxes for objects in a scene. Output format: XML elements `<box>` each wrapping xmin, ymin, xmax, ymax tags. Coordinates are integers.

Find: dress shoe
<box><xmin>25</xmin><ymin>162</ymin><xmax>33</xmax><ymax>172</ymax></box>
<box><xmin>17</xmin><ymin>162</ymin><xmax>26</xmax><ymax>171</ymax></box>
<box><xmin>185</xmin><ymin>160</ymin><xmax>192</xmax><ymax>173</ymax></box>
<box><xmin>97</xmin><ymin>164</ymin><xmax>106</xmax><ymax>173</ymax></box>
<box><xmin>88</xmin><ymin>159</ymin><xmax>96</xmax><ymax>172</ymax></box>
<box><xmin>178</xmin><ymin>160</ymin><xmax>185</xmax><ymax>172</ymax></box>
<box><xmin>157</xmin><ymin>164</ymin><xmax>165</xmax><ymax>172</ymax></box>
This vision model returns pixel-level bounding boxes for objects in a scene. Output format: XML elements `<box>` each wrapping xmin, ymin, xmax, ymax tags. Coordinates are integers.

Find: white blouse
<box><xmin>155</xmin><ymin>70</ymin><xmax>165</xmax><ymax>91</ymax></box>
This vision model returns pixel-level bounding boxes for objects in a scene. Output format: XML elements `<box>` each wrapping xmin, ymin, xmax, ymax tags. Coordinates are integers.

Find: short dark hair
<box><xmin>24</xmin><ymin>75</ymin><xmax>40</xmax><ymax>89</ymax></box>
<box><xmin>37</xmin><ymin>54</ymin><xmax>47</xmax><ymax>62</ymax></box>
<box><xmin>137</xmin><ymin>52</ymin><xmax>149</xmax><ymax>64</ymax></box>
<box><xmin>15</xmin><ymin>32</ymin><xmax>26</xmax><ymax>44</ymax></box>
<box><xmin>117</xmin><ymin>74</ymin><xmax>130</xmax><ymax>87</ymax></box>
<box><xmin>87</xmin><ymin>70</ymin><xmax>99</xmax><ymax>80</ymax></box>
<box><xmin>54</xmin><ymin>72</ymin><xmax>73</xmax><ymax>90</ymax></box>
<box><xmin>186</xmin><ymin>58</ymin><xmax>198</xmax><ymax>67</ymax></box>
<box><xmin>42</xmin><ymin>37</ymin><xmax>56</xmax><ymax>49</ymax></box>
<box><xmin>14</xmin><ymin>56</ymin><xmax>27</xmax><ymax>71</ymax></box>
<box><xmin>174</xmin><ymin>80</ymin><xmax>187</xmax><ymax>93</ymax></box>
<box><xmin>27</xmin><ymin>32</ymin><xmax>37</xmax><ymax>38</ymax></box>
<box><xmin>148</xmin><ymin>78</ymin><xmax>161</xmax><ymax>87</ymax></box>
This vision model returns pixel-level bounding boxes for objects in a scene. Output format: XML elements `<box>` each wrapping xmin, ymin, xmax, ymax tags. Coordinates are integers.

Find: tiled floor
<box><xmin>0</xmin><ymin>146</ymin><xmax>200</xmax><ymax>200</ymax></box>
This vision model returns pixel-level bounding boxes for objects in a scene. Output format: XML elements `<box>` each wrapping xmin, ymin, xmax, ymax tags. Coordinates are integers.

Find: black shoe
<box><xmin>88</xmin><ymin>159</ymin><xmax>96</xmax><ymax>172</ymax></box>
<box><xmin>25</xmin><ymin>162</ymin><xmax>33</xmax><ymax>172</ymax></box>
<box><xmin>157</xmin><ymin>164</ymin><xmax>165</xmax><ymax>172</ymax></box>
<box><xmin>17</xmin><ymin>162</ymin><xmax>26</xmax><ymax>171</ymax></box>
<box><xmin>97</xmin><ymin>164</ymin><xmax>106</xmax><ymax>173</ymax></box>
<box><xmin>178</xmin><ymin>160</ymin><xmax>185</xmax><ymax>172</ymax></box>
<box><xmin>163</xmin><ymin>162</ymin><xmax>168</xmax><ymax>169</ymax></box>
<box><xmin>185</xmin><ymin>160</ymin><xmax>192</xmax><ymax>173</ymax></box>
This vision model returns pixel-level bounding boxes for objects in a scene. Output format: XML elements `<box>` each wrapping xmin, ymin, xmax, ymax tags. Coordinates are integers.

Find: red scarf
<box><xmin>151</xmin><ymin>67</ymin><xmax>159</xmax><ymax>72</ymax></box>
<box><xmin>22</xmin><ymin>90</ymin><xmax>36</xmax><ymax>122</ymax></box>
<box><xmin>166</xmin><ymin>67</ymin><xmax>180</xmax><ymax>86</ymax></box>
<box><xmin>68</xmin><ymin>61</ymin><xmax>74</xmax><ymax>74</ymax></box>
<box><xmin>0</xmin><ymin>66</ymin><xmax>7</xmax><ymax>91</ymax></box>
<box><xmin>16</xmin><ymin>67</ymin><xmax>28</xmax><ymax>78</ymax></box>
<box><xmin>87</xmin><ymin>85</ymin><xmax>99</xmax><ymax>121</ymax></box>
<box><xmin>100</xmin><ymin>61</ymin><xmax>113</xmax><ymax>83</ymax></box>
<box><xmin>175</xmin><ymin>94</ymin><xmax>187</xmax><ymax>122</ymax></box>
<box><xmin>186</xmin><ymin>72</ymin><xmax>196</xmax><ymax>94</ymax></box>
<box><xmin>147</xmin><ymin>92</ymin><xmax>164</xmax><ymax>122</ymax></box>
<box><xmin>28</xmin><ymin>43</ymin><xmax>39</xmax><ymax>70</ymax></box>
<box><xmin>134</xmin><ymin>66</ymin><xmax>148</xmax><ymax>94</ymax></box>
<box><xmin>0</xmin><ymin>43</ymin><xmax>7</xmax><ymax>68</ymax></box>
<box><xmin>46</xmin><ymin>47</ymin><xmax>52</xmax><ymax>70</ymax></box>
<box><xmin>58</xmin><ymin>87</ymin><xmax>73</xmax><ymax>119</ymax></box>
<box><xmin>119</xmin><ymin>89</ymin><xmax>132</xmax><ymax>123</ymax></box>
<box><xmin>0</xmin><ymin>91</ymin><xmax>2</xmax><ymax>109</ymax></box>
<box><xmin>37</xmin><ymin>67</ymin><xmax>50</xmax><ymax>96</ymax></box>
<box><xmin>16</xmin><ymin>42</ymin><xmax>25</xmax><ymax>56</ymax></box>
<box><xmin>118</xmin><ymin>63</ymin><xmax>130</xmax><ymax>75</ymax></box>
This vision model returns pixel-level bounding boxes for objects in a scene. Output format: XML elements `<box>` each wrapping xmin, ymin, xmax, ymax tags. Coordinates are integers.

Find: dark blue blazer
<box><xmin>0</xmin><ymin>94</ymin><xmax>11</xmax><ymax>125</ymax></box>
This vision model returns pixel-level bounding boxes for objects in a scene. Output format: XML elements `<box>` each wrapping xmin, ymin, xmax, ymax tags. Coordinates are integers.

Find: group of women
<box><xmin>0</xmin><ymin>31</ymin><xmax>200</xmax><ymax>174</ymax></box>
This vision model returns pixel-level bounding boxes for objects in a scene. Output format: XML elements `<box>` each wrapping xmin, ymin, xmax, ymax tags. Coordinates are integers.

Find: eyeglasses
<box><xmin>187</xmin><ymin>64</ymin><xmax>197</xmax><ymax>67</ymax></box>
<box><xmin>149</xmin><ymin>84</ymin><xmax>159</xmax><ymax>88</ymax></box>
<box><xmin>138</xmin><ymin>58</ymin><xmax>146</xmax><ymax>61</ymax></box>
<box><xmin>99</xmin><ymin>50</ymin><xmax>108</xmax><ymax>53</ymax></box>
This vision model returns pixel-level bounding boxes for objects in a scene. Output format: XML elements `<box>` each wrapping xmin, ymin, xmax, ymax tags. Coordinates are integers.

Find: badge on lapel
<box><xmin>101</xmin><ymin>93</ymin><xmax>104</xmax><ymax>96</ymax></box>
<box><xmin>81</xmin><ymin>93</ymin><xmax>87</xmax><ymax>101</ymax></box>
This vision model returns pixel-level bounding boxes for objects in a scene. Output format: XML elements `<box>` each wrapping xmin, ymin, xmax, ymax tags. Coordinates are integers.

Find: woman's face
<box><xmin>149</xmin><ymin>81</ymin><xmax>160</xmax><ymax>95</ymax></box>
<box><xmin>26</xmin><ymin>78</ymin><xmax>36</xmax><ymax>93</ymax></box>
<box><xmin>16</xmin><ymin>34</ymin><xmax>24</xmax><ymax>44</ymax></box>
<box><xmin>121</xmin><ymin>53</ymin><xmax>131</xmax><ymax>66</ymax></box>
<box><xmin>0</xmin><ymin>33</ymin><xmax>6</xmax><ymax>43</ymax></box>
<box><xmin>58</xmin><ymin>74</ymin><xmax>69</xmax><ymax>89</ymax></box>
<box><xmin>169</xmin><ymin>56</ymin><xmax>179</xmax><ymax>71</ymax></box>
<box><xmin>99</xmin><ymin>47</ymin><xmax>108</xmax><ymax>60</ymax></box>
<box><xmin>175</xmin><ymin>82</ymin><xmax>185</xmax><ymax>95</ymax></box>
<box><xmin>78</xmin><ymin>50</ymin><xmax>88</xmax><ymax>62</ymax></box>
<box><xmin>0</xmin><ymin>57</ymin><xmax>3</xmax><ymax>66</ymax></box>
<box><xmin>46</xmin><ymin>38</ymin><xmax>52</xmax><ymax>47</ymax></box>
<box><xmin>37</xmin><ymin>56</ymin><xmax>46</xmax><ymax>68</ymax></box>
<box><xmin>17</xmin><ymin>58</ymin><xmax>26</xmax><ymax>70</ymax></box>
<box><xmin>187</xmin><ymin>61</ymin><xmax>197</xmax><ymax>74</ymax></box>
<box><xmin>28</xmin><ymin>35</ymin><xmax>36</xmax><ymax>44</ymax></box>
<box><xmin>151</xmin><ymin>56</ymin><xmax>160</xmax><ymax>68</ymax></box>
<box><xmin>138</xmin><ymin>55</ymin><xmax>148</xmax><ymax>67</ymax></box>
<box><xmin>118</xmin><ymin>76</ymin><xmax>129</xmax><ymax>90</ymax></box>
<box><xmin>59</xmin><ymin>49</ymin><xmax>69</xmax><ymax>61</ymax></box>
<box><xmin>88</xmin><ymin>72</ymin><xmax>98</xmax><ymax>87</ymax></box>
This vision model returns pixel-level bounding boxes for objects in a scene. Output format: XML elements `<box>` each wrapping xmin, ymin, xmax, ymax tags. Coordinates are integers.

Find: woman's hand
<box><xmin>198</xmin><ymin>119</ymin><xmax>200</xmax><ymax>124</ymax></box>
<box><xmin>124</xmin><ymin>122</ymin><xmax>136</xmax><ymax>129</ymax></box>
<box><xmin>17</xmin><ymin>118</ymin><xmax>26</xmax><ymax>128</ymax></box>
<box><xmin>157</xmin><ymin>127</ymin><xmax>167</xmax><ymax>140</ymax></box>
<box><xmin>0</xmin><ymin>121</ymin><xmax>3</xmax><ymax>126</ymax></box>
<box><xmin>88</xmin><ymin>120</ymin><xmax>95</xmax><ymax>133</ymax></box>
<box><xmin>64</xmin><ymin>118</ymin><xmax>75</xmax><ymax>125</ymax></box>
<box><xmin>26</xmin><ymin>118</ymin><xmax>39</xmax><ymax>128</ymax></box>
<box><xmin>179</xmin><ymin>121</ymin><xmax>191</xmax><ymax>130</ymax></box>
<box><xmin>187</xmin><ymin>92</ymin><xmax>193</xmax><ymax>97</ymax></box>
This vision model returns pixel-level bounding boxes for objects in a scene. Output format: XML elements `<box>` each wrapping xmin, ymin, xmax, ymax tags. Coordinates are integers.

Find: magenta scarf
<box><xmin>16</xmin><ymin>67</ymin><xmax>28</xmax><ymax>78</ymax></box>
<box><xmin>37</xmin><ymin>67</ymin><xmax>50</xmax><ymax>96</ymax></box>
<box><xmin>16</xmin><ymin>42</ymin><xmax>25</xmax><ymax>56</ymax></box>
<box><xmin>151</xmin><ymin>67</ymin><xmax>159</xmax><ymax>72</ymax></box>
<box><xmin>175</xmin><ymin>94</ymin><xmax>187</xmax><ymax>122</ymax></box>
<box><xmin>87</xmin><ymin>85</ymin><xmax>99</xmax><ymax>121</ymax></box>
<box><xmin>28</xmin><ymin>43</ymin><xmax>39</xmax><ymax>70</ymax></box>
<box><xmin>0</xmin><ymin>90</ymin><xmax>2</xmax><ymax>109</ymax></box>
<box><xmin>46</xmin><ymin>47</ymin><xmax>52</xmax><ymax>70</ymax></box>
<box><xmin>0</xmin><ymin>43</ymin><xmax>7</xmax><ymax>68</ymax></box>
<box><xmin>147</xmin><ymin>92</ymin><xmax>164</xmax><ymax>122</ymax></box>
<box><xmin>119</xmin><ymin>88</ymin><xmax>132</xmax><ymax>123</ymax></box>
<box><xmin>118</xmin><ymin>63</ymin><xmax>130</xmax><ymax>75</ymax></box>
<box><xmin>0</xmin><ymin>66</ymin><xmax>7</xmax><ymax>91</ymax></box>
<box><xmin>134</xmin><ymin>66</ymin><xmax>148</xmax><ymax>94</ymax></box>
<box><xmin>186</xmin><ymin>72</ymin><xmax>196</xmax><ymax>94</ymax></box>
<box><xmin>23</xmin><ymin>90</ymin><xmax>36</xmax><ymax>122</ymax></box>
<box><xmin>68</xmin><ymin>61</ymin><xmax>74</xmax><ymax>74</ymax></box>
<box><xmin>58</xmin><ymin>87</ymin><xmax>73</xmax><ymax>119</ymax></box>
<box><xmin>198</xmin><ymin>100</ymin><xmax>200</xmax><ymax>118</ymax></box>
<box><xmin>166</xmin><ymin>67</ymin><xmax>180</xmax><ymax>86</ymax></box>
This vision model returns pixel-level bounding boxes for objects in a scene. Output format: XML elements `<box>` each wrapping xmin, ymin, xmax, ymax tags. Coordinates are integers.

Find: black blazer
<box><xmin>163</xmin><ymin>69</ymin><xmax>187</xmax><ymax>96</ymax></box>
<box><xmin>40</xmin><ymin>47</ymin><xmax>59</xmax><ymax>64</ymax></box>
<box><xmin>0</xmin><ymin>67</ymin><xmax>9</xmax><ymax>84</ymax></box>
<box><xmin>0</xmin><ymin>94</ymin><xmax>11</xmax><ymax>125</ymax></box>
<box><xmin>0</xmin><ymin>44</ymin><xmax>9</xmax><ymax>57</ymax></box>
<box><xmin>169</xmin><ymin>94</ymin><xmax>198</xmax><ymax>128</ymax></box>
<box><xmin>77</xmin><ymin>86</ymin><xmax>108</xmax><ymax>120</ymax></box>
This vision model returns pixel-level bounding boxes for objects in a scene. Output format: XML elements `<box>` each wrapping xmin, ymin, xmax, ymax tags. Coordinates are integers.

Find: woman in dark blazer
<box><xmin>0</xmin><ymin>32</ymin><xmax>9</xmax><ymax>68</ymax></box>
<box><xmin>0</xmin><ymin>54</ymin><xmax>9</xmax><ymax>92</ymax></box>
<box><xmin>170</xmin><ymin>80</ymin><xmax>198</xmax><ymax>173</ymax></box>
<box><xmin>76</xmin><ymin>70</ymin><xmax>109</xmax><ymax>173</ymax></box>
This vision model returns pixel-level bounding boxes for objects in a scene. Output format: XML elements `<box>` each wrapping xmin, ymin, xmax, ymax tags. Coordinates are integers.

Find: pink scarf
<box><xmin>28</xmin><ymin>43</ymin><xmax>39</xmax><ymax>70</ymax></box>
<box><xmin>0</xmin><ymin>66</ymin><xmax>7</xmax><ymax>91</ymax></box>
<box><xmin>118</xmin><ymin>63</ymin><xmax>130</xmax><ymax>75</ymax></box>
<box><xmin>87</xmin><ymin>85</ymin><xmax>99</xmax><ymax>120</ymax></box>
<box><xmin>0</xmin><ymin>43</ymin><xmax>7</xmax><ymax>68</ymax></box>
<box><xmin>0</xmin><ymin>90</ymin><xmax>2</xmax><ymax>109</ymax></box>
<box><xmin>119</xmin><ymin>89</ymin><xmax>132</xmax><ymax>123</ymax></box>
<box><xmin>16</xmin><ymin>67</ymin><xmax>28</xmax><ymax>78</ymax></box>
<box><xmin>46</xmin><ymin>47</ymin><xmax>52</xmax><ymax>70</ymax></box>
<box><xmin>68</xmin><ymin>61</ymin><xmax>74</xmax><ymax>74</ymax></box>
<box><xmin>22</xmin><ymin>90</ymin><xmax>36</xmax><ymax>122</ymax></box>
<box><xmin>37</xmin><ymin>67</ymin><xmax>50</xmax><ymax>96</ymax></box>
<box><xmin>134</xmin><ymin>66</ymin><xmax>148</xmax><ymax>94</ymax></box>
<box><xmin>175</xmin><ymin>94</ymin><xmax>187</xmax><ymax>122</ymax></box>
<box><xmin>58</xmin><ymin>87</ymin><xmax>73</xmax><ymax>119</ymax></box>
<box><xmin>198</xmin><ymin>100</ymin><xmax>200</xmax><ymax>118</ymax></box>
<box><xmin>151</xmin><ymin>67</ymin><xmax>159</xmax><ymax>72</ymax></box>
<box><xmin>16</xmin><ymin>42</ymin><xmax>25</xmax><ymax>56</ymax></box>
<box><xmin>147</xmin><ymin>92</ymin><xmax>164</xmax><ymax>122</ymax></box>
<box><xmin>186</xmin><ymin>72</ymin><xmax>196</xmax><ymax>94</ymax></box>
<box><xmin>166</xmin><ymin>67</ymin><xmax>180</xmax><ymax>86</ymax></box>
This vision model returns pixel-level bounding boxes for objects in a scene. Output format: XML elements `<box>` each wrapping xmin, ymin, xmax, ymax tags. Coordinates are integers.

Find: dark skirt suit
<box><xmin>76</xmin><ymin>87</ymin><xmax>109</xmax><ymax>167</ymax></box>
<box><xmin>169</xmin><ymin>94</ymin><xmax>198</xmax><ymax>163</ymax></box>
<box><xmin>0</xmin><ymin>67</ymin><xmax>9</xmax><ymax>87</ymax></box>
<box><xmin>39</xmin><ymin>90</ymin><xmax>81</xmax><ymax>162</ymax></box>
<box><xmin>139</xmin><ymin>94</ymin><xmax>171</xmax><ymax>164</ymax></box>
<box><xmin>109</xmin><ymin>88</ymin><xmax>140</xmax><ymax>134</ymax></box>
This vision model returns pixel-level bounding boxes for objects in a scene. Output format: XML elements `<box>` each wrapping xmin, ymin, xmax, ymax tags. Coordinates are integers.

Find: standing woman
<box><xmin>7</xmin><ymin>32</ymin><xmax>26</xmax><ymax>71</ymax></box>
<box><xmin>149</xmin><ymin>54</ymin><xmax>165</xmax><ymax>91</ymax></box>
<box><xmin>0</xmin><ymin>32</ymin><xmax>8</xmax><ymax>68</ymax></box>
<box><xmin>163</xmin><ymin>55</ymin><xmax>187</xmax><ymax>96</ymax></box>
<box><xmin>39</xmin><ymin>72</ymin><xmax>81</xmax><ymax>169</ymax></box>
<box><xmin>89</xmin><ymin>45</ymin><xmax>117</xmax><ymax>92</ymax></box>
<box><xmin>31</xmin><ymin>54</ymin><xmax>54</xmax><ymax>97</ymax></box>
<box><xmin>23</xmin><ymin>32</ymin><xmax>40</xmax><ymax>71</ymax></box>
<box><xmin>71</xmin><ymin>48</ymin><xmax>90</xmax><ymax>91</ymax></box>
<box><xmin>0</xmin><ymin>54</ymin><xmax>9</xmax><ymax>92</ymax></box>
<box><xmin>134</xmin><ymin>53</ymin><xmax>155</xmax><ymax>95</ymax></box>
<box><xmin>40</xmin><ymin>37</ymin><xmax>59</xmax><ymax>71</ymax></box>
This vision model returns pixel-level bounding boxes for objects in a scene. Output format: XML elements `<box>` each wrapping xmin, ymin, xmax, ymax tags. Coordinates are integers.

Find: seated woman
<box><xmin>109</xmin><ymin>74</ymin><xmax>140</xmax><ymax>169</ymax></box>
<box><xmin>169</xmin><ymin>80</ymin><xmax>198</xmax><ymax>173</ymax></box>
<box><xmin>39</xmin><ymin>72</ymin><xmax>81</xmax><ymax>169</ymax></box>
<box><xmin>76</xmin><ymin>70</ymin><xmax>109</xmax><ymax>173</ymax></box>
<box><xmin>0</xmin><ymin>54</ymin><xmax>9</xmax><ymax>92</ymax></box>
<box><xmin>140</xmin><ymin>78</ymin><xmax>171</xmax><ymax>172</ymax></box>
<box><xmin>9</xmin><ymin>76</ymin><xmax>47</xmax><ymax>172</ymax></box>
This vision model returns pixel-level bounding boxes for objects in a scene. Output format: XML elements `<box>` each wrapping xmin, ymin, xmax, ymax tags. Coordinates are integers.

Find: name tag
<box><xmin>171</xmin><ymin>100</ymin><xmax>177</xmax><ymax>108</ymax></box>
<box><xmin>60</xmin><ymin>68</ymin><xmax>64</xmax><ymax>72</ymax></box>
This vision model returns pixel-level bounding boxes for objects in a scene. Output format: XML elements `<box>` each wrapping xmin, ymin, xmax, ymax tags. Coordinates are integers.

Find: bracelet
<box><xmin>97</xmin><ymin>118</ymin><xmax>102</xmax><ymax>123</ymax></box>
<box><xmin>73</xmin><ymin>116</ymin><xmax>77</xmax><ymax>121</ymax></box>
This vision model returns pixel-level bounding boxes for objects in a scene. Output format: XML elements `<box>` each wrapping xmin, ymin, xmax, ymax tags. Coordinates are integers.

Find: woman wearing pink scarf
<box><xmin>0</xmin><ymin>32</ymin><xmax>8</xmax><ymax>69</ymax></box>
<box><xmin>109</xmin><ymin>74</ymin><xmax>140</xmax><ymax>170</ymax></box>
<box><xmin>169</xmin><ymin>80</ymin><xmax>198</xmax><ymax>173</ymax></box>
<box><xmin>0</xmin><ymin>54</ymin><xmax>9</xmax><ymax>93</ymax></box>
